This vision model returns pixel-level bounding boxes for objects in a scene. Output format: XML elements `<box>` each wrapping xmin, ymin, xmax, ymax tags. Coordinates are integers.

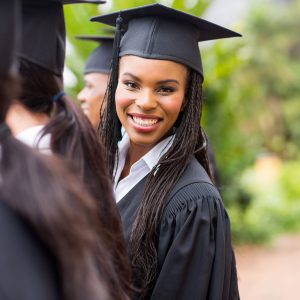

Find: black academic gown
<box><xmin>118</xmin><ymin>157</ymin><xmax>239</xmax><ymax>300</ymax></box>
<box><xmin>0</xmin><ymin>201</ymin><xmax>60</xmax><ymax>300</ymax></box>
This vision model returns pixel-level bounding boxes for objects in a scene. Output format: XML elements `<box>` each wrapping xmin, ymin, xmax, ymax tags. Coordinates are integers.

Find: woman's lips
<box><xmin>128</xmin><ymin>113</ymin><xmax>161</xmax><ymax>132</ymax></box>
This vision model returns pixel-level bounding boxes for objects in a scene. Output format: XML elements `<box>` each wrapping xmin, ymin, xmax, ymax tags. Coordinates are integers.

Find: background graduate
<box><xmin>77</xmin><ymin>35</ymin><xmax>114</xmax><ymax>127</ymax></box>
<box><xmin>0</xmin><ymin>1</ymin><xmax>130</xmax><ymax>300</ymax></box>
<box><xmin>93</xmin><ymin>3</ymin><xmax>241</xmax><ymax>299</ymax></box>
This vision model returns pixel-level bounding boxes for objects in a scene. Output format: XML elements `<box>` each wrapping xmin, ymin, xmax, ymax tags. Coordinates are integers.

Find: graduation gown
<box><xmin>118</xmin><ymin>157</ymin><xmax>239</xmax><ymax>300</ymax></box>
<box><xmin>0</xmin><ymin>201</ymin><xmax>60</xmax><ymax>300</ymax></box>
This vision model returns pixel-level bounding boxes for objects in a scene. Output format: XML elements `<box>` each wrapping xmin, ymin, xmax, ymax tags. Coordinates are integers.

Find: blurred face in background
<box><xmin>78</xmin><ymin>72</ymin><xmax>109</xmax><ymax>127</ymax></box>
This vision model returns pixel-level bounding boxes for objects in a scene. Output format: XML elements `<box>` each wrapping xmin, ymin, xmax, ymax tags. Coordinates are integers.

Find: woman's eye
<box><xmin>157</xmin><ymin>87</ymin><xmax>175</xmax><ymax>94</ymax></box>
<box><xmin>124</xmin><ymin>81</ymin><xmax>138</xmax><ymax>90</ymax></box>
<box><xmin>85</xmin><ymin>83</ymin><xmax>93</xmax><ymax>89</ymax></box>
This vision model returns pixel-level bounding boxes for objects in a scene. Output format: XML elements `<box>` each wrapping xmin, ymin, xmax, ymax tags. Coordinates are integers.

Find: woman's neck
<box><xmin>6</xmin><ymin>102</ymin><xmax>50</xmax><ymax>136</ymax></box>
<box><xmin>120</xmin><ymin>142</ymin><xmax>153</xmax><ymax>180</ymax></box>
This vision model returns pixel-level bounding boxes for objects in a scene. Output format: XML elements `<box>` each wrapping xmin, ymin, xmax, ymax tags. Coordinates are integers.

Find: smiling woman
<box><xmin>93</xmin><ymin>3</ymin><xmax>241</xmax><ymax>300</ymax></box>
<box><xmin>116</xmin><ymin>56</ymin><xmax>187</xmax><ymax>153</ymax></box>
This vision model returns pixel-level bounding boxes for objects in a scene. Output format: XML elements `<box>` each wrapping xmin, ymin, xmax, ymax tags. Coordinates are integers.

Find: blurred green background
<box><xmin>64</xmin><ymin>0</ymin><xmax>300</xmax><ymax>244</ymax></box>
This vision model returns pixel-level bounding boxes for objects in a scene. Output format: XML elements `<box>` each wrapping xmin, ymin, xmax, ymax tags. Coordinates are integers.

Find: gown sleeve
<box><xmin>150</xmin><ymin>182</ymin><xmax>239</xmax><ymax>300</ymax></box>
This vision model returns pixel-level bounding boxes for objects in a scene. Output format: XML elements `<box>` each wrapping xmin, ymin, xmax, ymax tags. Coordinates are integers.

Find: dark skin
<box><xmin>120</xmin><ymin>142</ymin><xmax>152</xmax><ymax>179</ymax></box>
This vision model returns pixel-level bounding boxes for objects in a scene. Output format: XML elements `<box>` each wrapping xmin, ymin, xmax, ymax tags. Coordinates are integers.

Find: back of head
<box><xmin>18</xmin><ymin>59</ymin><xmax>61</xmax><ymax>115</ymax></box>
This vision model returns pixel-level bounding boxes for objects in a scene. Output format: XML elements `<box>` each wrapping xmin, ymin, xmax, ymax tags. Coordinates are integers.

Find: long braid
<box><xmin>98</xmin><ymin>77</ymin><xmax>122</xmax><ymax>177</ymax></box>
<box><xmin>99</xmin><ymin>14</ymin><xmax>123</xmax><ymax>178</ymax></box>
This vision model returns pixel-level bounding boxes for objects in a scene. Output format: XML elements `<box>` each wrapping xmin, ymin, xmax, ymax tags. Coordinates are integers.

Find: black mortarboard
<box><xmin>0</xmin><ymin>0</ymin><xmax>20</xmax><ymax>76</ymax></box>
<box><xmin>19</xmin><ymin>0</ymin><xmax>106</xmax><ymax>76</ymax></box>
<box><xmin>91</xmin><ymin>3</ymin><xmax>241</xmax><ymax>77</ymax></box>
<box><xmin>76</xmin><ymin>36</ymin><xmax>114</xmax><ymax>74</ymax></box>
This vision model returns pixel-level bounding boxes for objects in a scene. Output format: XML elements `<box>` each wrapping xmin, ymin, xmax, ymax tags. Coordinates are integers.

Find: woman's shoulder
<box><xmin>163</xmin><ymin>157</ymin><xmax>224</xmax><ymax>220</ymax></box>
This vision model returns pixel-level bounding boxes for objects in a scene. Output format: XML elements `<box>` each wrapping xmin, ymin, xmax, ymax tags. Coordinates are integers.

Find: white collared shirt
<box><xmin>114</xmin><ymin>134</ymin><xmax>174</xmax><ymax>203</ymax></box>
<box><xmin>16</xmin><ymin>125</ymin><xmax>51</xmax><ymax>154</ymax></box>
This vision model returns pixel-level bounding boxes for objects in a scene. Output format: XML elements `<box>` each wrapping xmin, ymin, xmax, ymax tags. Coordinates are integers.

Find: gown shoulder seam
<box><xmin>163</xmin><ymin>181</ymin><xmax>221</xmax><ymax>218</ymax></box>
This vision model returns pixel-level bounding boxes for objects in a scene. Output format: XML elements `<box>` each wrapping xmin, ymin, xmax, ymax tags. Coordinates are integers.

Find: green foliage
<box><xmin>64</xmin><ymin>4</ymin><xmax>102</xmax><ymax>97</ymax></box>
<box><xmin>202</xmin><ymin>0</ymin><xmax>300</xmax><ymax>243</ymax></box>
<box><xmin>229</xmin><ymin>157</ymin><xmax>300</xmax><ymax>244</ymax></box>
<box><xmin>280</xmin><ymin>161</ymin><xmax>300</xmax><ymax>203</ymax></box>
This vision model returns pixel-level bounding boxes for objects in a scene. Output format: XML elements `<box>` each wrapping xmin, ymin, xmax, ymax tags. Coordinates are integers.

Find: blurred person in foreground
<box><xmin>4</xmin><ymin>0</ymin><xmax>132</xmax><ymax>299</ymax></box>
<box><xmin>0</xmin><ymin>1</ymin><xmax>131</xmax><ymax>300</ymax></box>
<box><xmin>5</xmin><ymin>2</ymin><xmax>132</xmax><ymax>297</ymax></box>
<box><xmin>77</xmin><ymin>35</ymin><xmax>113</xmax><ymax>127</ymax></box>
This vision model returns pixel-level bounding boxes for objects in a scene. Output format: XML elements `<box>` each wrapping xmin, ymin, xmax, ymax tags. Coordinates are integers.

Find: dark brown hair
<box><xmin>100</xmin><ymin>65</ymin><xmax>211</xmax><ymax>295</ymax></box>
<box><xmin>11</xmin><ymin>61</ymin><xmax>133</xmax><ymax>299</ymax></box>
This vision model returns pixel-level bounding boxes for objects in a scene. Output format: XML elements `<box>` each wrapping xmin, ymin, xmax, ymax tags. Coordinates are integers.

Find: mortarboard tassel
<box><xmin>110</xmin><ymin>12</ymin><xmax>123</xmax><ymax>141</ymax></box>
<box><xmin>111</xmin><ymin>12</ymin><xmax>123</xmax><ymax>99</ymax></box>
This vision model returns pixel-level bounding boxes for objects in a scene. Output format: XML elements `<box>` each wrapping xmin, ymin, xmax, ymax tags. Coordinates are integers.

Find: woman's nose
<box><xmin>135</xmin><ymin>90</ymin><xmax>157</xmax><ymax>111</ymax></box>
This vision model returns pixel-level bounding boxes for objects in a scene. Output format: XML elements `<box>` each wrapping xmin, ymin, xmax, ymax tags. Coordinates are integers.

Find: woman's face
<box><xmin>77</xmin><ymin>72</ymin><xmax>109</xmax><ymax>128</ymax></box>
<box><xmin>116</xmin><ymin>55</ymin><xmax>188</xmax><ymax>150</ymax></box>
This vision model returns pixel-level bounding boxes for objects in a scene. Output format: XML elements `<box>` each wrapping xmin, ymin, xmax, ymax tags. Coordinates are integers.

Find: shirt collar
<box><xmin>142</xmin><ymin>135</ymin><xmax>174</xmax><ymax>170</ymax></box>
<box><xmin>118</xmin><ymin>133</ymin><xmax>175</xmax><ymax>172</ymax></box>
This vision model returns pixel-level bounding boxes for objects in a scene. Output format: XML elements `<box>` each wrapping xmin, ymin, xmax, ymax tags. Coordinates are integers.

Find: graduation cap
<box><xmin>76</xmin><ymin>36</ymin><xmax>114</xmax><ymax>74</ymax></box>
<box><xmin>19</xmin><ymin>0</ymin><xmax>106</xmax><ymax>76</ymax></box>
<box><xmin>91</xmin><ymin>3</ymin><xmax>241</xmax><ymax>78</ymax></box>
<box><xmin>0</xmin><ymin>0</ymin><xmax>20</xmax><ymax>76</ymax></box>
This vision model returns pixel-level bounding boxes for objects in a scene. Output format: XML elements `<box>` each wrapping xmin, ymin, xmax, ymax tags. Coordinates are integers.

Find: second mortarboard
<box><xmin>19</xmin><ymin>0</ymin><xmax>106</xmax><ymax>76</ymax></box>
<box><xmin>76</xmin><ymin>36</ymin><xmax>114</xmax><ymax>74</ymax></box>
<box><xmin>91</xmin><ymin>3</ymin><xmax>241</xmax><ymax>78</ymax></box>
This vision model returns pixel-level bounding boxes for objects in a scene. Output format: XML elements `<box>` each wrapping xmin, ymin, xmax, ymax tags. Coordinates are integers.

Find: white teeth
<box><xmin>132</xmin><ymin>116</ymin><xmax>158</xmax><ymax>126</ymax></box>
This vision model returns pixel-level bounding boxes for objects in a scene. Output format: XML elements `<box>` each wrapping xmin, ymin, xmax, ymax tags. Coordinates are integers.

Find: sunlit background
<box><xmin>64</xmin><ymin>1</ymin><xmax>300</xmax><ymax>298</ymax></box>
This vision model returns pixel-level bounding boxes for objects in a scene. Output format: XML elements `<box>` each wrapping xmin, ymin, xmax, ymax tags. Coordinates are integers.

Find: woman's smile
<box><xmin>128</xmin><ymin>113</ymin><xmax>162</xmax><ymax>132</ymax></box>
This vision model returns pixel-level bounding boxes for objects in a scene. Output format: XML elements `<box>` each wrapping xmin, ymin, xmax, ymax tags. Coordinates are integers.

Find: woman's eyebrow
<box><xmin>121</xmin><ymin>72</ymin><xmax>141</xmax><ymax>83</ymax></box>
<box><xmin>121</xmin><ymin>73</ymin><xmax>179</xmax><ymax>85</ymax></box>
<box><xmin>157</xmin><ymin>79</ymin><xmax>179</xmax><ymax>85</ymax></box>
